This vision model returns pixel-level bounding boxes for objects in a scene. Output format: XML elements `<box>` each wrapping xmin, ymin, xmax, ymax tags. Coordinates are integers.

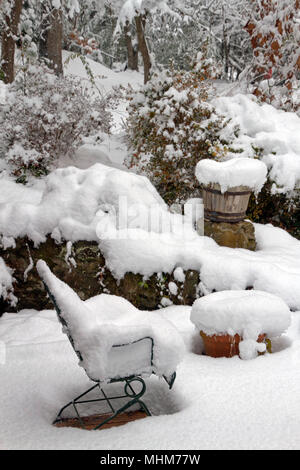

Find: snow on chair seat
<box><xmin>37</xmin><ymin>260</ymin><xmax>185</xmax><ymax>429</ymax></box>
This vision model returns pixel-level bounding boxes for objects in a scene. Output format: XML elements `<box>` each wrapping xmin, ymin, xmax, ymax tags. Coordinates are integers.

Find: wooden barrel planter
<box><xmin>202</xmin><ymin>183</ymin><xmax>252</xmax><ymax>223</ymax></box>
<box><xmin>200</xmin><ymin>331</ymin><xmax>267</xmax><ymax>358</ymax></box>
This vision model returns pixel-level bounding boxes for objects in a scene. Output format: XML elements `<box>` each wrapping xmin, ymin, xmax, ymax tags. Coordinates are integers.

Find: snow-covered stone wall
<box><xmin>0</xmin><ymin>237</ymin><xmax>200</xmax><ymax>314</ymax></box>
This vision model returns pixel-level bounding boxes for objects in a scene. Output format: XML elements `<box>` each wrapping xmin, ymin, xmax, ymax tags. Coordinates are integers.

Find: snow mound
<box><xmin>191</xmin><ymin>289</ymin><xmax>291</xmax><ymax>360</ymax></box>
<box><xmin>36</xmin><ymin>260</ymin><xmax>185</xmax><ymax>382</ymax></box>
<box><xmin>214</xmin><ymin>94</ymin><xmax>300</xmax><ymax>194</ymax></box>
<box><xmin>190</xmin><ymin>290</ymin><xmax>291</xmax><ymax>339</ymax></box>
<box><xmin>0</xmin><ymin>163</ymin><xmax>167</xmax><ymax>245</ymax></box>
<box><xmin>0</xmin><ymin>309</ymin><xmax>62</xmax><ymax>346</ymax></box>
<box><xmin>63</xmin><ymin>50</ymin><xmax>142</xmax><ymax>93</ymax></box>
<box><xmin>100</xmin><ymin>222</ymin><xmax>300</xmax><ymax>311</ymax></box>
<box><xmin>239</xmin><ymin>339</ymin><xmax>266</xmax><ymax>360</ymax></box>
<box><xmin>195</xmin><ymin>158</ymin><xmax>267</xmax><ymax>194</ymax></box>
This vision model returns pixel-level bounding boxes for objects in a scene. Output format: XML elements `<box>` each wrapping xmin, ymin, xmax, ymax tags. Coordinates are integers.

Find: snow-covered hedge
<box><xmin>214</xmin><ymin>94</ymin><xmax>300</xmax><ymax>237</ymax></box>
<box><xmin>0</xmin><ymin>64</ymin><xmax>117</xmax><ymax>182</ymax></box>
<box><xmin>126</xmin><ymin>79</ymin><xmax>300</xmax><ymax>235</ymax></box>
<box><xmin>125</xmin><ymin>66</ymin><xmax>233</xmax><ymax>204</ymax></box>
<box><xmin>214</xmin><ymin>94</ymin><xmax>300</xmax><ymax>195</ymax></box>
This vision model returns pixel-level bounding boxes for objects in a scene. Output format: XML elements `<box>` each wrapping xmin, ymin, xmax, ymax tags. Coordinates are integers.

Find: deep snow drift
<box><xmin>0</xmin><ymin>164</ymin><xmax>168</xmax><ymax>244</ymax></box>
<box><xmin>1</xmin><ymin>305</ymin><xmax>300</xmax><ymax>450</ymax></box>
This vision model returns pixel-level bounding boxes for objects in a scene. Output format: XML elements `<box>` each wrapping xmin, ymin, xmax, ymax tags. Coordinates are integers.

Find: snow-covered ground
<box><xmin>1</xmin><ymin>305</ymin><xmax>300</xmax><ymax>450</ymax></box>
<box><xmin>63</xmin><ymin>50</ymin><xmax>142</xmax><ymax>166</ymax></box>
<box><xmin>1</xmin><ymin>55</ymin><xmax>300</xmax><ymax>450</ymax></box>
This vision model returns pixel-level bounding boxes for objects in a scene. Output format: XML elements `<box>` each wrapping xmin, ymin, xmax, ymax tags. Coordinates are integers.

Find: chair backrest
<box><xmin>42</xmin><ymin>279</ymin><xmax>83</xmax><ymax>362</ymax></box>
<box><xmin>37</xmin><ymin>260</ymin><xmax>93</xmax><ymax>362</ymax></box>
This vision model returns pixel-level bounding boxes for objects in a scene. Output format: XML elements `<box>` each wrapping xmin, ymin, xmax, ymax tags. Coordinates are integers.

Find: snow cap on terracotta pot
<box><xmin>190</xmin><ymin>290</ymin><xmax>291</xmax><ymax>359</ymax></box>
<box><xmin>195</xmin><ymin>158</ymin><xmax>268</xmax><ymax>195</ymax></box>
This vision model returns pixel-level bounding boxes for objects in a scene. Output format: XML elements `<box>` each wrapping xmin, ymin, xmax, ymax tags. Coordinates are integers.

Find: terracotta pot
<box><xmin>202</xmin><ymin>183</ymin><xmax>252</xmax><ymax>223</ymax></box>
<box><xmin>200</xmin><ymin>331</ymin><xmax>267</xmax><ymax>358</ymax></box>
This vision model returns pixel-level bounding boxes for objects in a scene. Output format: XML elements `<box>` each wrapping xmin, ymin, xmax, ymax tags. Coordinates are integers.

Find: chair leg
<box><xmin>53</xmin><ymin>376</ymin><xmax>151</xmax><ymax>430</ymax></box>
<box><xmin>124</xmin><ymin>377</ymin><xmax>151</xmax><ymax>417</ymax></box>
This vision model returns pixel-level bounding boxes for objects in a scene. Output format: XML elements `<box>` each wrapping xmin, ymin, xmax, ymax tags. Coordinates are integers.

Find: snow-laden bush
<box><xmin>247</xmin><ymin>180</ymin><xmax>300</xmax><ymax>239</ymax></box>
<box><xmin>0</xmin><ymin>64</ymin><xmax>117</xmax><ymax>181</ymax></box>
<box><xmin>125</xmin><ymin>63</ymin><xmax>233</xmax><ymax>204</ymax></box>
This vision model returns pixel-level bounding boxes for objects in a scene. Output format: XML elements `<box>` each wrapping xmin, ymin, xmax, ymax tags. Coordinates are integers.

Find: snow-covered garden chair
<box><xmin>37</xmin><ymin>260</ymin><xmax>184</xmax><ymax>430</ymax></box>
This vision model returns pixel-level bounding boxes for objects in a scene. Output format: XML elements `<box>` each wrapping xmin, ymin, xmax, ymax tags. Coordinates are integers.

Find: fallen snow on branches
<box><xmin>214</xmin><ymin>93</ymin><xmax>300</xmax><ymax>194</ymax></box>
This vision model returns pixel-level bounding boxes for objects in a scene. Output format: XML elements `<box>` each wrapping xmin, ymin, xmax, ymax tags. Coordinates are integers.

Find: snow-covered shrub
<box><xmin>248</xmin><ymin>182</ymin><xmax>300</xmax><ymax>239</ymax></box>
<box><xmin>246</xmin><ymin>0</ymin><xmax>300</xmax><ymax>112</ymax></box>
<box><xmin>125</xmin><ymin>64</ymin><xmax>233</xmax><ymax>204</ymax></box>
<box><xmin>0</xmin><ymin>64</ymin><xmax>117</xmax><ymax>181</ymax></box>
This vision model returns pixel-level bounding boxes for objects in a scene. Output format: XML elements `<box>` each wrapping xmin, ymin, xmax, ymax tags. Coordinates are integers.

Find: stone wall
<box><xmin>0</xmin><ymin>237</ymin><xmax>200</xmax><ymax>314</ymax></box>
<box><xmin>201</xmin><ymin>220</ymin><xmax>256</xmax><ymax>250</ymax></box>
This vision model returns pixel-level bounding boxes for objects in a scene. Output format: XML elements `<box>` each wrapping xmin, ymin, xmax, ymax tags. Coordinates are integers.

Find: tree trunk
<box><xmin>135</xmin><ymin>14</ymin><xmax>151</xmax><ymax>84</ymax></box>
<box><xmin>39</xmin><ymin>3</ymin><xmax>48</xmax><ymax>62</ymax></box>
<box><xmin>124</xmin><ymin>21</ymin><xmax>138</xmax><ymax>71</ymax></box>
<box><xmin>1</xmin><ymin>0</ymin><xmax>23</xmax><ymax>84</ymax></box>
<box><xmin>39</xmin><ymin>7</ymin><xmax>63</xmax><ymax>76</ymax></box>
<box><xmin>222</xmin><ymin>6</ymin><xmax>229</xmax><ymax>78</ymax></box>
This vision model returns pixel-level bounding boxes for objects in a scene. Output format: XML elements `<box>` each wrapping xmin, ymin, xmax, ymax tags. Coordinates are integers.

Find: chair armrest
<box><xmin>163</xmin><ymin>371</ymin><xmax>176</xmax><ymax>389</ymax></box>
<box><xmin>112</xmin><ymin>336</ymin><xmax>154</xmax><ymax>368</ymax></box>
<box><xmin>112</xmin><ymin>337</ymin><xmax>176</xmax><ymax>389</ymax></box>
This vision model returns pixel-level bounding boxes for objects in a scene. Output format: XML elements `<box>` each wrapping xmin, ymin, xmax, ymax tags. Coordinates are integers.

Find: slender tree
<box><xmin>39</xmin><ymin>1</ymin><xmax>63</xmax><ymax>76</ymax></box>
<box><xmin>116</xmin><ymin>0</ymin><xmax>182</xmax><ymax>84</ymax></box>
<box><xmin>1</xmin><ymin>0</ymin><xmax>23</xmax><ymax>83</ymax></box>
<box><xmin>135</xmin><ymin>13</ymin><xmax>151</xmax><ymax>83</ymax></box>
<box><xmin>124</xmin><ymin>20</ymin><xmax>139</xmax><ymax>70</ymax></box>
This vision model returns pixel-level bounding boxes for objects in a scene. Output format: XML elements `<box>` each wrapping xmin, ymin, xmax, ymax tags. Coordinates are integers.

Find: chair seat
<box><xmin>37</xmin><ymin>260</ymin><xmax>185</xmax><ymax>383</ymax></box>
